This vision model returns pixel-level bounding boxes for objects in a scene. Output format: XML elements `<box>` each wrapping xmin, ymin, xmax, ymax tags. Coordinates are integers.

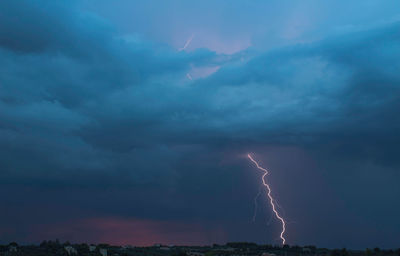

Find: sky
<box><xmin>0</xmin><ymin>0</ymin><xmax>400</xmax><ymax>249</ymax></box>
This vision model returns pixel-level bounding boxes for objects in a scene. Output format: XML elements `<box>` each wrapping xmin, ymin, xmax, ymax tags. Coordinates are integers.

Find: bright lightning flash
<box><xmin>247</xmin><ymin>153</ymin><xmax>287</xmax><ymax>245</ymax></box>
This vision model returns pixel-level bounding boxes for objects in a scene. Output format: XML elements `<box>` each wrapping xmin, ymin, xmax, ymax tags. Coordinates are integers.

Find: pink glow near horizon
<box><xmin>32</xmin><ymin>217</ymin><xmax>227</xmax><ymax>246</ymax></box>
<box><xmin>247</xmin><ymin>153</ymin><xmax>287</xmax><ymax>245</ymax></box>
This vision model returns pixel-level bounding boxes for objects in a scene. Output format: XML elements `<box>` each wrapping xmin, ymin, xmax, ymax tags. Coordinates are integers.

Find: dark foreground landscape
<box><xmin>0</xmin><ymin>242</ymin><xmax>399</xmax><ymax>256</ymax></box>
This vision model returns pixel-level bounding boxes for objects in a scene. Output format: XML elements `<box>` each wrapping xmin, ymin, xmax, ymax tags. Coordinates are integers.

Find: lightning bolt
<box><xmin>247</xmin><ymin>153</ymin><xmax>287</xmax><ymax>245</ymax></box>
<box><xmin>178</xmin><ymin>34</ymin><xmax>194</xmax><ymax>51</ymax></box>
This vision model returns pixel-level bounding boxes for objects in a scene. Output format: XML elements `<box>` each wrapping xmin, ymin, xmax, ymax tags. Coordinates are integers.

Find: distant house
<box><xmin>89</xmin><ymin>245</ymin><xmax>97</xmax><ymax>252</ymax></box>
<box><xmin>9</xmin><ymin>246</ymin><xmax>17</xmax><ymax>252</ymax></box>
<box><xmin>219</xmin><ymin>247</ymin><xmax>235</xmax><ymax>252</ymax></box>
<box><xmin>160</xmin><ymin>246</ymin><xmax>170</xmax><ymax>250</ymax></box>
<box><xmin>187</xmin><ymin>252</ymin><xmax>205</xmax><ymax>256</ymax></box>
<box><xmin>100</xmin><ymin>248</ymin><xmax>108</xmax><ymax>256</ymax></box>
<box><xmin>261</xmin><ymin>253</ymin><xmax>276</xmax><ymax>256</ymax></box>
<box><xmin>64</xmin><ymin>246</ymin><xmax>78</xmax><ymax>255</ymax></box>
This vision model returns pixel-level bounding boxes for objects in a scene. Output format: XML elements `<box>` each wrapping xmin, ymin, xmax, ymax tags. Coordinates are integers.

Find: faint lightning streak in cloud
<box><xmin>266</xmin><ymin>209</ymin><xmax>274</xmax><ymax>226</ymax></box>
<box><xmin>252</xmin><ymin>186</ymin><xmax>263</xmax><ymax>222</ymax></box>
<box><xmin>179</xmin><ymin>34</ymin><xmax>194</xmax><ymax>51</ymax></box>
<box><xmin>247</xmin><ymin>153</ymin><xmax>287</xmax><ymax>245</ymax></box>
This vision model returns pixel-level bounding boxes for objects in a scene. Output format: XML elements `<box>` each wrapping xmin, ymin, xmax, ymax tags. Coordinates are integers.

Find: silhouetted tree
<box><xmin>75</xmin><ymin>243</ymin><xmax>89</xmax><ymax>254</ymax></box>
<box><xmin>226</xmin><ymin>242</ymin><xmax>257</xmax><ymax>248</ymax></box>
<box><xmin>98</xmin><ymin>243</ymin><xmax>110</xmax><ymax>248</ymax></box>
<box><xmin>341</xmin><ymin>248</ymin><xmax>349</xmax><ymax>256</ymax></box>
